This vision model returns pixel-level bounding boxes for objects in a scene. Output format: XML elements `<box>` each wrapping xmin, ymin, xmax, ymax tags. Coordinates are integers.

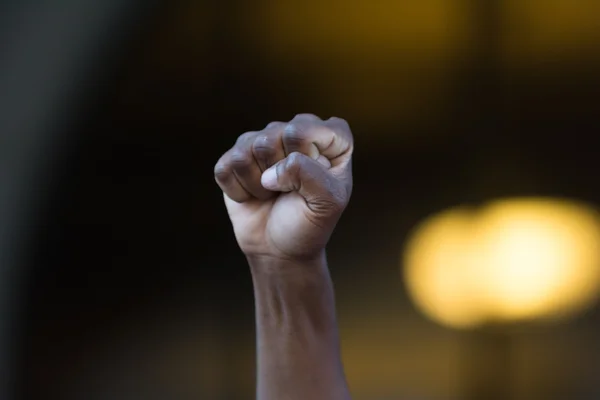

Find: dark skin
<box><xmin>214</xmin><ymin>114</ymin><xmax>353</xmax><ymax>400</ymax></box>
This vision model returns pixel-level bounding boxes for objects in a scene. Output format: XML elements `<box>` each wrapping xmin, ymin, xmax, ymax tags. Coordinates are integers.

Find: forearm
<box><xmin>248</xmin><ymin>253</ymin><xmax>351</xmax><ymax>400</ymax></box>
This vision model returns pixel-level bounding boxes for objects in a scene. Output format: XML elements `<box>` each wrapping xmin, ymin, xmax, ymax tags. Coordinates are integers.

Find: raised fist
<box><xmin>214</xmin><ymin>114</ymin><xmax>354</xmax><ymax>261</ymax></box>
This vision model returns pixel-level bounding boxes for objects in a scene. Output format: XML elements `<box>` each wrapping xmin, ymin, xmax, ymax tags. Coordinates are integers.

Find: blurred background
<box><xmin>2</xmin><ymin>1</ymin><xmax>600</xmax><ymax>399</ymax></box>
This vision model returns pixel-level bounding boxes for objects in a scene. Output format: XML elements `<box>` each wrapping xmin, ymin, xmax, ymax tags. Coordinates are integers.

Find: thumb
<box><xmin>261</xmin><ymin>152</ymin><xmax>348</xmax><ymax>209</ymax></box>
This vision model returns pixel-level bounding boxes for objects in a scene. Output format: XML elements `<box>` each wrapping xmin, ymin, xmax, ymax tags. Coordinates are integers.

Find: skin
<box><xmin>214</xmin><ymin>113</ymin><xmax>354</xmax><ymax>400</ymax></box>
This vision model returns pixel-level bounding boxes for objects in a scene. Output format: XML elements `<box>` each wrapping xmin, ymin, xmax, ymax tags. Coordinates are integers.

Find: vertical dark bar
<box><xmin>452</xmin><ymin>0</ymin><xmax>509</xmax><ymax>203</ymax></box>
<box><xmin>462</xmin><ymin>327</ymin><xmax>513</xmax><ymax>400</ymax></box>
<box><xmin>460</xmin><ymin>1</ymin><xmax>513</xmax><ymax>396</ymax></box>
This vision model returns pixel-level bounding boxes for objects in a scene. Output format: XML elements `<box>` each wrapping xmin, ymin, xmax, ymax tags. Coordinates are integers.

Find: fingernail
<box><xmin>261</xmin><ymin>167</ymin><xmax>278</xmax><ymax>190</ymax></box>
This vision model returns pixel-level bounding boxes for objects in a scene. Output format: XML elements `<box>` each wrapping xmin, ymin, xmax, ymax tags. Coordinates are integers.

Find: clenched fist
<box><xmin>214</xmin><ymin>114</ymin><xmax>354</xmax><ymax>261</ymax></box>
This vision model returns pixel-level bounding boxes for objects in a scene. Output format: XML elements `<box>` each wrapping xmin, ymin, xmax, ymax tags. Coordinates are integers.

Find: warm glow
<box><xmin>241</xmin><ymin>0</ymin><xmax>472</xmax><ymax>127</ymax></box>
<box><xmin>403</xmin><ymin>198</ymin><xmax>600</xmax><ymax>329</ymax></box>
<box><xmin>502</xmin><ymin>0</ymin><xmax>600</xmax><ymax>66</ymax></box>
<box><xmin>403</xmin><ymin>208</ymin><xmax>484</xmax><ymax>329</ymax></box>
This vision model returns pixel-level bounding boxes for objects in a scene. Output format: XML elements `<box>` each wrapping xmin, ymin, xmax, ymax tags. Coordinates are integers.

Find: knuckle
<box><xmin>284</xmin><ymin>114</ymin><xmax>326</xmax><ymax>143</ymax></box>
<box><xmin>328</xmin><ymin>116</ymin><xmax>352</xmax><ymax>135</ymax></box>
<box><xmin>293</xmin><ymin>113</ymin><xmax>320</xmax><ymax>121</ymax></box>
<box><xmin>229</xmin><ymin>149</ymin><xmax>253</xmax><ymax>169</ymax></box>
<box><xmin>328</xmin><ymin>116</ymin><xmax>348</xmax><ymax>126</ymax></box>
<box><xmin>265</xmin><ymin>121</ymin><xmax>285</xmax><ymax>129</ymax></box>
<box><xmin>213</xmin><ymin>162</ymin><xmax>230</xmax><ymax>180</ymax></box>
<box><xmin>252</xmin><ymin>135</ymin><xmax>277</xmax><ymax>157</ymax></box>
<box><xmin>283</xmin><ymin>122</ymin><xmax>309</xmax><ymax>144</ymax></box>
<box><xmin>326</xmin><ymin>117</ymin><xmax>355</xmax><ymax>147</ymax></box>
<box><xmin>235</xmin><ymin>131</ymin><xmax>257</xmax><ymax>144</ymax></box>
<box><xmin>320</xmin><ymin>124</ymin><xmax>337</xmax><ymax>137</ymax></box>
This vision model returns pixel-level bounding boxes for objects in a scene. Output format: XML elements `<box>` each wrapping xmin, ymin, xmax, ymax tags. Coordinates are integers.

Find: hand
<box><xmin>214</xmin><ymin>114</ymin><xmax>354</xmax><ymax>261</ymax></box>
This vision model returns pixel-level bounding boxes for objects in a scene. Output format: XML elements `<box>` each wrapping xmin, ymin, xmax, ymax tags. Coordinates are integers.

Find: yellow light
<box><xmin>403</xmin><ymin>207</ymin><xmax>485</xmax><ymax>329</ymax></box>
<box><xmin>403</xmin><ymin>198</ymin><xmax>600</xmax><ymax>329</ymax></box>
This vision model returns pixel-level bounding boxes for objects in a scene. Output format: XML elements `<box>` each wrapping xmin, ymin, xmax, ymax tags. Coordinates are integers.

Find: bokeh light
<box><xmin>403</xmin><ymin>198</ymin><xmax>600</xmax><ymax>329</ymax></box>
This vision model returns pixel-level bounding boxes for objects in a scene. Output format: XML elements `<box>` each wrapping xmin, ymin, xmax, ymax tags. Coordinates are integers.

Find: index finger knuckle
<box><xmin>283</xmin><ymin>122</ymin><xmax>311</xmax><ymax>145</ymax></box>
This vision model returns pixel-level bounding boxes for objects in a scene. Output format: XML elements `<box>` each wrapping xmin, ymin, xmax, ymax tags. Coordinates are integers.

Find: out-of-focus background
<box><xmin>2</xmin><ymin>1</ymin><xmax>600</xmax><ymax>399</ymax></box>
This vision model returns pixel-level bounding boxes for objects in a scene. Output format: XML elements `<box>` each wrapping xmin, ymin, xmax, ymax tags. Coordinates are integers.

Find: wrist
<box><xmin>246</xmin><ymin>251</ymin><xmax>328</xmax><ymax>280</ymax></box>
<box><xmin>248</xmin><ymin>251</ymin><xmax>338</xmax><ymax>338</ymax></box>
<box><xmin>247</xmin><ymin>251</ymin><xmax>334</xmax><ymax>314</ymax></box>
